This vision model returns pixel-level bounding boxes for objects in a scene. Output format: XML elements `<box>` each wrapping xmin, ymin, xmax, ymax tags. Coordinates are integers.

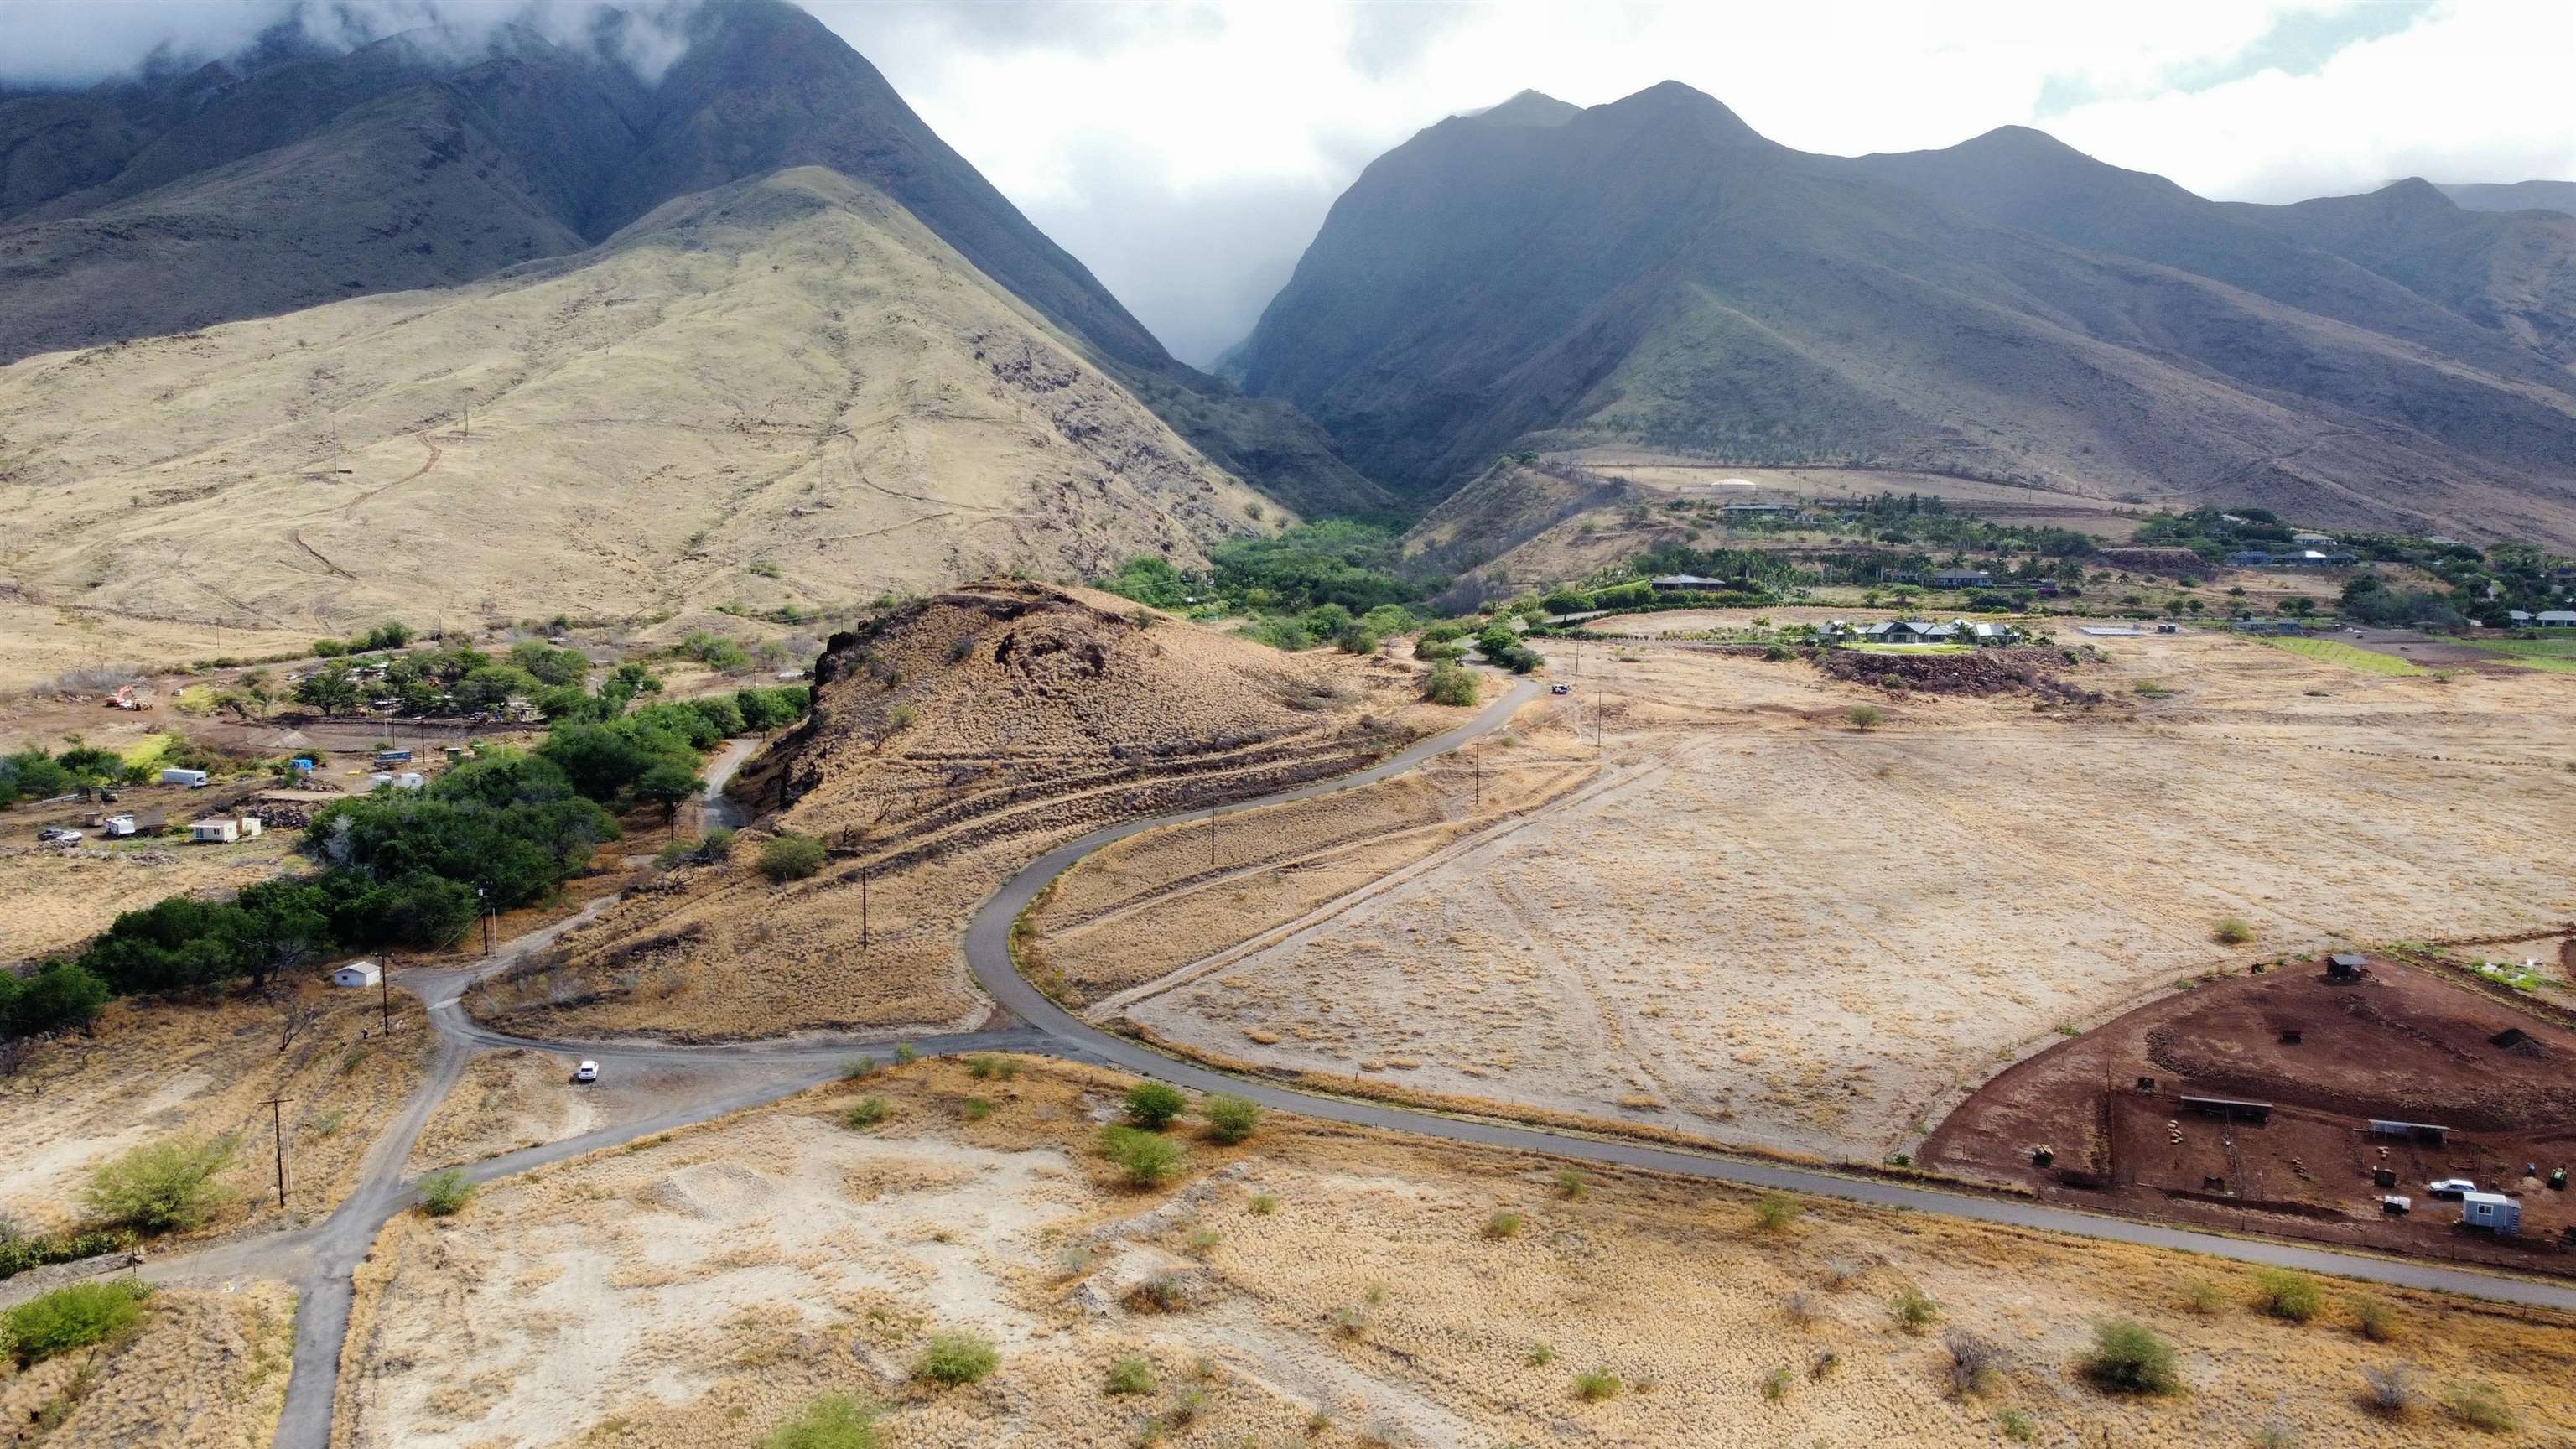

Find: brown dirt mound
<box><xmin>1817</xmin><ymin>646</ymin><xmax>2102</xmax><ymax>704</ymax></box>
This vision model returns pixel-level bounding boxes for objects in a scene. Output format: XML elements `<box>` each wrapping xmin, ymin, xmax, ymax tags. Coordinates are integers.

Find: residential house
<box><xmin>2537</xmin><ymin>611</ymin><xmax>2576</xmax><ymax>628</ymax></box>
<box><xmin>1932</xmin><ymin>569</ymin><xmax>1992</xmax><ymax>589</ymax></box>
<box><xmin>1967</xmin><ymin>621</ymin><xmax>2016</xmax><ymax>647</ymax></box>
<box><xmin>190</xmin><ymin>815</ymin><xmax>263</xmax><ymax>844</ymax></box>
<box><xmin>330</xmin><ymin>960</ymin><xmax>382</xmax><ymax>989</ymax></box>
<box><xmin>1648</xmin><ymin>574</ymin><xmax>1726</xmax><ymax>593</ymax></box>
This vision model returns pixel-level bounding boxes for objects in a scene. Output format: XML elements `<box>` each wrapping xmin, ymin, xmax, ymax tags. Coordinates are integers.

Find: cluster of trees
<box><xmin>0</xmin><ymin>735</ymin><xmax>229</xmax><ymax>806</ymax></box>
<box><xmin>311</xmin><ymin>621</ymin><xmax>413</xmax><ymax>657</ymax></box>
<box><xmin>1098</xmin><ymin>522</ymin><xmax>1444</xmax><ymax>638</ymax></box>
<box><xmin>6</xmin><ymin>683</ymin><xmax>810</xmax><ymax>1043</ymax></box>
<box><xmin>1239</xmin><ymin>601</ymin><xmax>1419</xmax><ymax>654</ymax></box>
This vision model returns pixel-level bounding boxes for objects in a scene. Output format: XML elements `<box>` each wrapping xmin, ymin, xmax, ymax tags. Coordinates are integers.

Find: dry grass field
<box><xmin>0</xmin><ymin>1281</ymin><xmax>294</xmax><ymax>1447</ymax></box>
<box><xmin>0</xmin><ymin>983</ymin><xmax>433</xmax><ymax>1235</ymax></box>
<box><xmin>330</xmin><ymin>1057</ymin><xmax>2576</xmax><ymax>1448</ymax></box>
<box><xmin>0</xmin><ymin>830</ymin><xmax>305</xmax><ymax>966</ymax></box>
<box><xmin>0</xmin><ymin>169</ymin><xmax>1275</xmax><ymax>684</ymax></box>
<box><xmin>466</xmin><ymin>583</ymin><xmax>1457</xmax><ymax>1040</ymax></box>
<box><xmin>1098</xmin><ymin>630</ymin><xmax>2576</xmax><ymax>1162</ymax></box>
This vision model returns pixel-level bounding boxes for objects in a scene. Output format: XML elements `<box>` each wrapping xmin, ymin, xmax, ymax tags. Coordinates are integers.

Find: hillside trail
<box><xmin>39</xmin><ymin>698</ymin><xmax>2576</xmax><ymax>1449</ymax></box>
<box><xmin>334</xmin><ymin>432</ymin><xmax>441</xmax><ymax>518</ymax></box>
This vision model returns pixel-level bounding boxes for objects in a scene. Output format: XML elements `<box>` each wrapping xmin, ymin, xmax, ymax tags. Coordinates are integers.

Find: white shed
<box><xmin>2461</xmin><ymin>1192</ymin><xmax>2521</xmax><ymax>1233</ymax></box>
<box><xmin>190</xmin><ymin>816</ymin><xmax>261</xmax><ymax>844</ymax></box>
<box><xmin>330</xmin><ymin>960</ymin><xmax>382</xmax><ymax>989</ymax></box>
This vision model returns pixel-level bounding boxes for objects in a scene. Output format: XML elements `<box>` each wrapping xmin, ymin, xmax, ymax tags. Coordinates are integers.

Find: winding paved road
<box><xmin>75</xmin><ymin>699</ymin><xmax>2576</xmax><ymax>1449</ymax></box>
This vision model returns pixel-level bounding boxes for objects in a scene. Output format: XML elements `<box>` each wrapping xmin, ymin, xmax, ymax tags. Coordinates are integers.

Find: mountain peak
<box><xmin>1597</xmin><ymin>80</ymin><xmax>1766</xmax><ymax>145</ymax></box>
<box><xmin>1459</xmin><ymin>90</ymin><xmax>1578</xmax><ymax>127</ymax></box>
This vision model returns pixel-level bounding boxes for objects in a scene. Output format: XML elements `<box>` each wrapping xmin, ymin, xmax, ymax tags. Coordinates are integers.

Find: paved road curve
<box><xmin>93</xmin><ymin>697</ymin><xmax>2570</xmax><ymax>1448</ymax></box>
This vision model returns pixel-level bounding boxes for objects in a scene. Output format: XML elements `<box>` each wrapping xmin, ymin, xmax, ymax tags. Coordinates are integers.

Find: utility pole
<box><xmin>262</xmin><ymin>1097</ymin><xmax>290</xmax><ymax>1208</ymax></box>
<box><xmin>1473</xmin><ymin>742</ymin><xmax>1483</xmax><ymax>807</ymax></box>
<box><xmin>461</xmin><ymin>388</ymin><xmax>471</xmax><ymax>440</ymax></box>
<box><xmin>860</xmin><ymin>866</ymin><xmax>870</xmax><ymax>951</ymax></box>
<box><xmin>1208</xmin><ymin>802</ymin><xmax>1218</xmax><ymax>868</ymax></box>
<box><xmin>379</xmin><ymin>969</ymin><xmax>392</xmax><ymax>1036</ymax></box>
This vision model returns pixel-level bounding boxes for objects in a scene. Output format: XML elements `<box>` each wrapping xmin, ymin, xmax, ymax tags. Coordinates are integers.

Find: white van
<box><xmin>161</xmin><ymin>768</ymin><xmax>210</xmax><ymax>787</ymax></box>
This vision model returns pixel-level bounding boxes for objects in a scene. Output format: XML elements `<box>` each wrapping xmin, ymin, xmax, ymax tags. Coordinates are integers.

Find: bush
<box><xmin>844</xmin><ymin>1098</ymin><xmax>891</xmax><ymax>1130</ymax></box>
<box><xmin>1846</xmin><ymin>704</ymin><xmax>1883</xmax><ymax>732</ymax></box>
<box><xmin>0</xmin><ymin>961</ymin><xmax>111</xmax><ymax>1039</ymax></box>
<box><xmin>2360</xmin><ymin>1364</ymin><xmax>2415</xmax><ymax>1417</ymax></box>
<box><xmin>760</xmin><ymin>1394</ymin><xmax>880</xmax><ymax>1449</ymax></box>
<box><xmin>1201</xmin><ymin>1093</ymin><xmax>1260</xmax><ymax>1145</ymax></box>
<box><xmin>1574</xmin><ymin>1368</ymin><xmax>1622</xmax><ymax>1401</ymax></box>
<box><xmin>417</xmin><ymin>1168</ymin><xmax>474</xmax><ymax>1217</ymax></box>
<box><xmin>1752</xmin><ymin>1193</ymin><xmax>1801</xmax><ymax>1233</ymax></box>
<box><xmin>1483</xmin><ymin>1210</ymin><xmax>1524</xmax><ymax>1239</ymax></box>
<box><xmin>1100</xmin><ymin>1125</ymin><xmax>1186</xmax><ymax>1187</ymax></box>
<box><xmin>758</xmin><ymin>834</ymin><xmax>827</xmax><ymax>882</ymax></box>
<box><xmin>83</xmin><ymin>1136</ymin><xmax>235</xmax><ymax>1233</ymax></box>
<box><xmin>1106</xmin><ymin>1355</ymin><xmax>1156</xmax><ymax>1396</ymax></box>
<box><xmin>1421</xmin><ymin>661</ymin><xmax>1480</xmax><ymax>706</ymax></box>
<box><xmin>1889</xmin><ymin>1286</ymin><xmax>1938</xmax><ymax>1333</ymax></box>
<box><xmin>1997</xmin><ymin>1407</ymin><xmax>2038</xmax><ymax>1442</ymax></box>
<box><xmin>2352</xmin><ymin>1296</ymin><xmax>2402</xmax><ymax>1343</ymax></box>
<box><xmin>1124</xmin><ymin>1081</ymin><xmax>1187</xmax><ymax>1130</ymax></box>
<box><xmin>965</xmin><ymin>1054</ymin><xmax>1019</xmax><ymax>1082</ymax></box>
<box><xmin>2213</xmin><ymin>916</ymin><xmax>2256</xmax><ymax>945</ymax></box>
<box><xmin>2443</xmin><ymin>1380</ymin><xmax>2514</xmax><ymax>1431</ymax></box>
<box><xmin>4</xmin><ymin>1280</ymin><xmax>148</xmax><ymax>1365</ymax></box>
<box><xmin>2252</xmin><ymin>1268</ymin><xmax>2322</xmax><ymax>1323</ymax></box>
<box><xmin>1942</xmin><ymin>1331</ymin><xmax>2007</xmax><ymax>1398</ymax></box>
<box><xmin>2081</xmin><ymin>1318</ymin><xmax>2179</xmax><ymax>1394</ymax></box>
<box><xmin>2182</xmin><ymin>1275</ymin><xmax>2227</xmax><ymax>1316</ymax></box>
<box><xmin>916</xmin><ymin>1330</ymin><xmax>999</xmax><ymax>1386</ymax></box>
<box><xmin>0</xmin><ymin>1228</ymin><xmax>136</xmax><ymax>1284</ymax></box>
<box><xmin>1761</xmin><ymin>1364</ymin><xmax>1791</xmax><ymax>1402</ymax></box>
<box><xmin>1554</xmin><ymin>1168</ymin><xmax>1587</xmax><ymax>1199</ymax></box>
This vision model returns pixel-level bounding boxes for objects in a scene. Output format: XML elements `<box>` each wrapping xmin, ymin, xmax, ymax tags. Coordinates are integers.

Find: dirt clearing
<box><xmin>332</xmin><ymin>1056</ymin><xmax>2576</xmax><ymax>1447</ymax></box>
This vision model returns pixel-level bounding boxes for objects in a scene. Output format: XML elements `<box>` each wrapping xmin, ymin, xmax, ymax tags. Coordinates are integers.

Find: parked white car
<box><xmin>37</xmin><ymin>827</ymin><xmax>84</xmax><ymax>844</ymax></box>
<box><xmin>574</xmin><ymin>1060</ymin><xmax>600</xmax><ymax>1083</ymax></box>
<box><xmin>2428</xmin><ymin>1177</ymin><xmax>2475</xmax><ymax>1198</ymax></box>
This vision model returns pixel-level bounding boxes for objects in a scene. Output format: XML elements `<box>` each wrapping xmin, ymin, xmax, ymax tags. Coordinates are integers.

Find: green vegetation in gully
<box><xmin>1097</xmin><ymin>521</ymin><xmax>1437</xmax><ymax>653</ymax></box>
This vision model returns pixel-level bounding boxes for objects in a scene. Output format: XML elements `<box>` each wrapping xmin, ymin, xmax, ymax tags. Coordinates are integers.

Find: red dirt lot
<box><xmin>1924</xmin><ymin>954</ymin><xmax>2576</xmax><ymax>1275</ymax></box>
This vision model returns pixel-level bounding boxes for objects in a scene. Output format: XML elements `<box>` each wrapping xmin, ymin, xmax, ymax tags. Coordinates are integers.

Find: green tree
<box><xmin>758</xmin><ymin>834</ymin><xmax>827</xmax><ymax>882</ymax></box>
<box><xmin>635</xmin><ymin>761</ymin><xmax>700</xmax><ymax>830</ymax></box>
<box><xmin>1124</xmin><ymin>1081</ymin><xmax>1187</xmax><ymax>1130</ymax></box>
<box><xmin>83</xmin><ymin>1136</ymin><xmax>236</xmax><ymax>1233</ymax></box>
<box><xmin>294</xmin><ymin>665</ymin><xmax>363</xmax><ymax>716</ymax></box>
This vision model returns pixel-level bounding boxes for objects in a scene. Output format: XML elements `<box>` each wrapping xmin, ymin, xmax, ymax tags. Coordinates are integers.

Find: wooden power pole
<box><xmin>1208</xmin><ymin>802</ymin><xmax>1218</xmax><ymax>868</ymax></box>
<box><xmin>262</xmin><ymin>1097</ymin><xmax>290</xmax><ymax>1207</ymax></box>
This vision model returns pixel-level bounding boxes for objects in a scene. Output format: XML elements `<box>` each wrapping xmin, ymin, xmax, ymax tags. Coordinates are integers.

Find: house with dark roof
<box><xmin>1932</xmin><ymin>569</ymin><xmax>1992</xmax><ymax>589</ymax></box>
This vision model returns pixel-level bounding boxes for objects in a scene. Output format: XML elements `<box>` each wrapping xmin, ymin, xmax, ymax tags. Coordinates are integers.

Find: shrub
<box><xmin>1201</xmin><ymin>1093</ymin><xmax>1260</xmax><ymax>1145</ymax></box>
<box><xmin>2360</xmin><ymin>1364</ymin><xmax>2415</xmax><ymax>1417</ymax></box>
<box><xmin>1527</xmin><ymin>1341</ymin><xmax>1555</xmax><ymax>1366</ymax></box>
<box><xmin>2182</xmin><ymin>1275</ymin><xmax>2227</xmax><ymax>1316</ymax></box>
<box><xmin>1421</xmin><ymin>661</ymin><xmax>1480</xmax><ymax>706</ymax></box>
<box><xmin>965</xmin><ymin>1054</ymin><xmax>1019</xmax><ymax>1082</ymax></box>
<box><xmin>1781</xmin><ymin>1291</ymin><xmax>1820</xmax><ymax>1326</ymax></box>
<box><xmin>2212</xmin><ymin>916</ymin><xmax>2255</xmax><ymax>945</ymax></box>
<box><xmin>916</xmin><ymin>1330</ymin><xmax>999</xmax><ymax>1386</ymax></box>
<box><xmin>2252</xmin><ymin>1268</ymin><xmax>2323</xmax><ymax>1323</ymax></box>
<box><xmin>844</xmin><ymin>1098</ymin><xmax>890</xmax><ymax>1129</ymax></box>
<box><xmin>841</xmin><ymin>1057</ymin><xmax>879</xmax><ymax>1080</ymax></box>
<box><xmin>1483</xmin><ymin>1210</ymin><xmax>1524</xmax><ymax>1239</ymax></box>
<box><xmin>1167</xmin><ymin>1386</ymin><xmax>1210</xmax><ymax>1424</ymax></box>
<box><xmin>417</xmin><ymin>1168</ymin><xmax>475</xmax><ymax>1217</ymax></box>
<box><xmin>1942</xmin><ymin>1331</ymin><xmax>2007</xmax><ymax>1398</ymax></box>
<box><xmin>2352</xmin><ymin>1296</ymin><xmax>2402</xmax><ymax>1343</ymax></box>
<box><xmin>1574</xmin><ymin>1368</ymin><xmax>1622</xmax><ymax>1401</ymax></box>
<box><xmin>1997</xmin><ymin>1408</ymin><xmax>2038</xmax><ymax>1442</ymax></box>
<box><xmin>1100</xmin><ymin>1125</ymin><xmax>1186</xmax><ymax>1188</ymax></box>
<box><xmin>1889</xmin><ymin>1286</ymin><xmax>1938</xmax><ymax>1333</ymax></box>
<box><xmin>1553</xmin><ymin>1168</ymin><xmax>1587</xmax><ymax>1199</ymax></box>
<box><xmin>1247</xmin><ymin>1192</ymin><xmax>1278</xmax><ymax>1216</ymax></box>
<box><xmin>1752</xmin><ymin>1193</ymin><xmax>1801</xmax><ymax>1233</ymax></box>
<box><xmin>1761</xmin><ymin>1365</ymin><xmax>1791</xmax><ymax>1402</ymax></box>
<box><xmin>83</xmin><ymin>1136</ymin><xmax>236</xmax><ymax>1233</ymax></box>
<box><xmin>758</xmin><ymin>834</ymin><xmax>826</xmax><ymax>882</ymax></box>
<box><xmin>1846</xmin><ymin>704</ymin><xmax>1883</xmax><ymax>732</ymax></box>
<box><xmin>1106</xmin><ymin>1355</ymin><xmax>1156</xmax><ymax>1396</ymax></box>
<box><xmin>893</xmin><ymin>1043</ymin><xmax>918</xmax><ymax>1065</ymax></box>
<box><xmin>960</xmin><ymin>1098</ymin><xmax>995</xmax><ymax>1122</ymax></box>
<box><xmin>2443</xmin><ymin>1380</ymin><xmax>2514</xmax><ymax>1432</ymax></box>
<box><xmin>2080</xmin><ymin>1318</ymin><xmax>2179</xmax><ymax>1395</ymax></box>
<box><xmin>1123</xmin><ymin>1081</ymin><xmax>1187</xmax><ymax>1130</ymax></box>
<box><xmin>4</xmin><ymin>1280</ymin><xmax>148</xmax><ymax>1364</ymax></box>
<box><xmin>760</xmin><ymin>1394</ymin><xmax>880</xmax><ymax>1449</ymax></box>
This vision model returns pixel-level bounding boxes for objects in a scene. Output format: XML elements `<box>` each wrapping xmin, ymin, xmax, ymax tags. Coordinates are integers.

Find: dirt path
<box><xmin>336</xmin><ymin>433</ymin><xmax>440</xmax><ymax>517</ymax></box>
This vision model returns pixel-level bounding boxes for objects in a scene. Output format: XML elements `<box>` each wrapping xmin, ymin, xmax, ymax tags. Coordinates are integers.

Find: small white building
<box><xmin>392</xmin><ymin>771</ymin><xmax>426</xmax><ymax>791</ymax></box>
<box><xmin>161</xmin><ymin>767</ymin><xmax>210</xmax><ymax>787</ymax></box>
<box><xmin>96</xmin><ymin>813</ymin><xmax>138</xmax><ymax>837</ymax></box>
<box><xmin>190</xmin><ymin>815</ymin><xmax>263</xmax><ymax>844</ymax></box>
<box><xmin>2460</xmin><ymin>1192</ymin><xmax>2521</xmax><ymax>1233</ymax></box>
<box><xmin>330</xmin><ymin>960</ymin><xmax>382</xmax><ymax>989</ymax></box>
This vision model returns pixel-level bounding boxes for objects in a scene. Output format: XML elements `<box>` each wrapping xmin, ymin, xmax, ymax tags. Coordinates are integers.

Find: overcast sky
<box><xmin>8</xmin><ymin>1</ymin><xmax>2571</xmax><ymax>365</ymax></box>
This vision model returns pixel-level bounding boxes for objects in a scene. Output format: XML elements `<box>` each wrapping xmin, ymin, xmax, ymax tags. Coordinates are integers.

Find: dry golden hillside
<box><xmin>470</xmin><ymin>582</ymin><xmax>1455</xmax><ymax>1038</ymax></box>
<box><xmin>0</xmin><ymin>168</ymin><xmax>1276</xmax><ymax>666</ymax></box>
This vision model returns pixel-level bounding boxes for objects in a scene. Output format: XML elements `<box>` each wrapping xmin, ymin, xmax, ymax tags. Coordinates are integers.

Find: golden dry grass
<box><xmin>0</xmin><ymin>829</ymin><xmax>305</xmax><ymax>964</ymax></box>
<box><xmin>330</xmin><ymin>1056</ymin><xmax>2576</xmax><ymax>1448</ymax></box>
<box><xmin>0</xmin><ymin>169</ymin><xmax>1276</xmax><ymax>686</ymax></box>
<box><xmin>0</xmin><ymin>982</ymin><xmax>433</xmax><ymax>1234</ymax></box>
<box><xmin>1099</xmin><ymin>631</ymin><xmax>2576</xmax><ymax>1161</ymax></box>
<box><xmin>0</xmin><ymin>1282</ymin><xmax>296</xmax><ymax>1448</ymax></box>
<box><xmin>465</xmin><ymin>584</ymin><xmax>1454</xmax><ymax>1040</ymax></box>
